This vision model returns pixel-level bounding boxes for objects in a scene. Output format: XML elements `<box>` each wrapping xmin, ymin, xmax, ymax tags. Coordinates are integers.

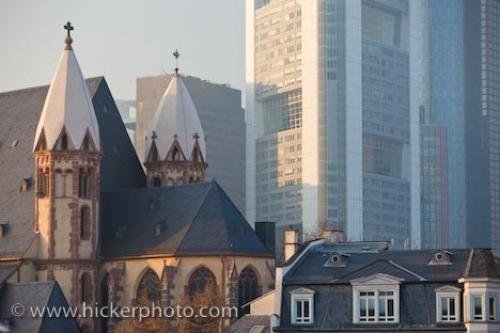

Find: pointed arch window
<box><xmin>152</xmin><ymin>177</ymin><xmax>162</xmax><ymax>187</ymax></box>
<box><xmin>172</xmin><ymin>146</ymin><xmax>180</xmax><ymax>161</ymax></box>
<box><xmin>136</xmin><ymin>269</ymin><xmax>161</xmax><ymax>305</ymax></box>
<box><xmin>80</xmin><ymin>206</ymin><xmax>91</xmax><ymax>240</ymax></box>
<box><xmin>79</xmin><ymin>168</ymin><xmax>92</xmax><ymax>199</ymax></box>
<box><xmin>238</xmin><ymin>267</ymin><xmax>260</xmax><ymax>315</ymax></box>
<box><xmin>80</xmin><ymin>272</ymin><xmax>93</xmax><ymax>303</ymax></box>
<box><xmin>36</xmin><ymin>168</ymin><xmax>49</xmax><ymax>198</ymax></box>
<box><xmin>188</xmin><ymin>267</ymin><xmax>217</xmax><ymax>297</ymax></box>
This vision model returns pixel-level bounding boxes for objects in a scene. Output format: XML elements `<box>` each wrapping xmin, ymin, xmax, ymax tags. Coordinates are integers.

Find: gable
<box><xmin>350</xmin><ymin>272</ymin><xmax>404</xmax><ymax>286</ymax></box>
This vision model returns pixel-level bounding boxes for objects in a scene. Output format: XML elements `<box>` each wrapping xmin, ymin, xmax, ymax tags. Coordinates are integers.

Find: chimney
<box><xmin>284</xmin><ymin>226</ymin><xmax>300</xmax><ymax>262</ymax></box>
<box><xmin>255</xmin><ymin>221</ymin><xmax>276</xmax><ymax>254</ymax></box>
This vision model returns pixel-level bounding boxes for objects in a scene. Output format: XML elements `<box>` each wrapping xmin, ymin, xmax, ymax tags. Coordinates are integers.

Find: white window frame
<box><xmin>435</xmin><ymin>286</ymin><xmax>461</xmax><ymax>323</ymax></box>
<box><xmin>351</xmin><ymin>274</ymin><xmax>402</xmax><ymax>324</ymax></box>
<box><xmin>290</xmin><ymin>288</ymin><xmax>314</xmax><ymax>325</ymax></box>
<box><xmin>488</xmin><ymin>295</ymin><xmax>497</xmax><ymax>321</ymax></box>
<box><xmin>472</xmin><ymin>294</ymin><xmax>485</xmax><ymax>321</ymax></box>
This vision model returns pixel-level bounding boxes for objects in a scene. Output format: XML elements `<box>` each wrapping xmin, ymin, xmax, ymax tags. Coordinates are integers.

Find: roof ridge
<box><xmin>464</xmin><ymin>248</ymin><xmax>474</xmax><ymax>278</ymax></box>
<box><xmin>174</xmin><ymin>182</ymin><xmax>216</xmax><ymax>255</ymax></box>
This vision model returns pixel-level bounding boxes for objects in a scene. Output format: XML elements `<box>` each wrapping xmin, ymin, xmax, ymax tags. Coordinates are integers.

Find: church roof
<box><xmin>101</xmin><ymin>181</ymin><xmax>272</xmax><ymax>258</ymax></box>
<box><xmin>0</xmin><ymin>77</ymin><xmax>145</xmax><ymax>257</ymax></box>
<box><xmin>33</xmin><ymin>38</ymin><xmax>100</xmax><ymax>151</ymax></box>
<box><xmin>0</xmin><ymin>281</ymin><xmax>80</xmax><ymax>333</ymax></box>
<box><xmin>146</xmin><ymin>73</ymin><xmax>206</xmax><ymax>161</ymax></box>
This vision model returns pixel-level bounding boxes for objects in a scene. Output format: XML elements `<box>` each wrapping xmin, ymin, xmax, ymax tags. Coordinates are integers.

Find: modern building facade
<box><xmin>136</xmin><ymin>75</ymin><xmax>246</xmax><ymax>212</ymax></box>
<box><xmin>417</xmin><ymin>0</ymin><xmax>500</xmax><ymax>254</ymax></box>
<box><xmin>415</xmin><ymin>0</ymin><xmax>465</xmax><ymax>250</ymax></box>
<box><xmin>246</xmin><ymin>0</ymin><xmax>420</xmax><ymax>251</ymax></box>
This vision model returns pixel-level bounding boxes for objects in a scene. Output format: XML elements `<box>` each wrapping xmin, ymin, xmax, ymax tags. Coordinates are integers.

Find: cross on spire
<box><xmin>63</xmin><ymin>21</ymin><xmax>74</xmax><ymax>50</ymax></box>
<box><xmin>173</xmin><ymin>49</ymin><xmax>180</xmax><ymax>75</ymax></box>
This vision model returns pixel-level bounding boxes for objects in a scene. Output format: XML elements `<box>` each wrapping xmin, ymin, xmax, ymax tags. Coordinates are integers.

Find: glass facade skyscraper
<box><xmin>246</xmin><ymin>0</ymin><xmax>420</xmax><ymax>256</ymax></box>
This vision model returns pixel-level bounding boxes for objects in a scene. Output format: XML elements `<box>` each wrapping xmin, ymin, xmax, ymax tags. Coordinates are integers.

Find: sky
<box><xmin>0</xmin><ymin>0</ymin><xmax>245</xmax><ymax>100</ymax></box>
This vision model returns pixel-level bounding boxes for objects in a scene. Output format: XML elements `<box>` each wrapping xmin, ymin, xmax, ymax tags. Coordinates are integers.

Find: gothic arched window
<box><xmin>172</xmin><ymin>146</ymin><xmax>180</xmax><ymax>161</ymax></box>
<box><xmin>136</xmin><ymin>269</ymin><xmax>161</xmax><ymax>305</ymax></box>
<box><xmin>238</xmin><ymin>266</ymin><xmax>260</xmax><ymax>314</ymax></box>
<box><xmin>79</xmin><ymin>168</ymin><xmax>92</xmax><ymax>199</ymax></box>
<box><xmin>80</xmin><ymin>272</ymin><xmax>93</xmax><ymax>303</ymax></box>
<box><xmin>80</xmin><ymin>206</ymin><xmax>91</xmax><ymax>240</ymax></box>
<box><xmin>152</xmin><ymin>177</ymin><xmax>161</xmax><ymax>187</ymax></box>
<box><xmin>37</xmin><ymin>168</ymin><xmax>49</xmax><ymax>198</ymax></box>
<box><xmin>188</xmin><ymin>267</ymin><xmax>217</xmax><ymax>297</ymax></box>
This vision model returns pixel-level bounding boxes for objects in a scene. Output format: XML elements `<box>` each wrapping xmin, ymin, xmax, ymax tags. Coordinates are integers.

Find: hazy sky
<box><xmin>0</xmin><ymin>0</ymin><xmax>245</xmax><ymax>100</ymax></box>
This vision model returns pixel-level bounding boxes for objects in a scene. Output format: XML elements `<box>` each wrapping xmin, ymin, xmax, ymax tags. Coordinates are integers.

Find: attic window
<box><xmin>324</xmin><ymin>252</ymin><xmax>349</xmax><ymax>267</ymax></box>
<box><xmin>0</xmin><ymin>223</ymin><xmax>8</xmax><ymax>237</ymax></box>
<box><xmin>20</xmin><ymin>177</ymin><xmax>33</xmax><ymax>192</ymax></box>
<box><xmin>154</xmin><ymin>222</ymin><xmax>164</xmax><ymax>236</ymax></box>
<box><xmin>429</xmin><ymin>250</ymin><xmax>453</xmax><ymax>265</ymax></box>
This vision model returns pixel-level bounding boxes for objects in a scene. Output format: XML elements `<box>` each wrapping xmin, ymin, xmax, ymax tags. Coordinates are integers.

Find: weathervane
<box><xmin>64</xmin><ymin>21</ymin><xmax>74</xmax><ymax>50</ymax></box>
<box><xmin>173</xmin><ymin>49</ymin><xmax>180</xmax><ymax>75</ymax></box>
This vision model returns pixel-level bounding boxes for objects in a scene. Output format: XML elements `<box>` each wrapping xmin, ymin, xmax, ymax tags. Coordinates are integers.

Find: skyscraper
<box><xmin>416</xmin><ymin>0</ymin><xmax>465</xmax><ymax>249</ymax></box>
<box><xmin>246</xmin><ymin>0</ymin><xmax>420</xmax><ymax>252</ymax></box>
<box><xmin>418</xmin><ymin>0</ymin><xmax>500</xmax><ymax>254</ymax></box>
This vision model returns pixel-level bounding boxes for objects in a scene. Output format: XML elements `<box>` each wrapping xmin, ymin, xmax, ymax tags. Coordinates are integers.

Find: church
<box><xmin>0</xmin><ymin>23</ymin><xmax>275</xmax><ymax>332</ymax></box>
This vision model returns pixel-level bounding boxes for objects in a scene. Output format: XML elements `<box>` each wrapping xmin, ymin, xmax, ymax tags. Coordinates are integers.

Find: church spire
<box><xmin>144</xmin><ymin>50</ymin><xmax>207</xmax><ymax>187</ymax></box>
<box><xmin>33</xmin><ymin>21</ymin><xmax>100</xmax><ymax>152</ymax></box>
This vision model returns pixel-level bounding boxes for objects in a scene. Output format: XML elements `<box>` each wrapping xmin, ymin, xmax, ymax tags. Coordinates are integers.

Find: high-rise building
<box><xmin>464</xmin><ymin>0</ymin><xmax>500</xmax><ymax>253</ymax></box>
<box><xmin>136</xmin><ymin>74</ymin><xmax>246</xmax><ymax>212</ymax></box>
<box><xmin>417</xmin><ymin>0</ymin><xmax>500</xmax><ymax>254</ymax></box>
<box><xmin>246</xmin><ymin>0</ymin><xmax>421</xmax><ymax>251</ymax></box>
<box><xmin>416</xmin><ymin>0</ymin><xmax>465</xmax><ymax>249</ymax></box>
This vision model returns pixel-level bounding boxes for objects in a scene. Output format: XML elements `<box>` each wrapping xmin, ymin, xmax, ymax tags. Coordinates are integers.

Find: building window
<box><xmin>79</xmin><ymin>168</ymin><xmax>92</xmax><ymax>199</ymax></box>
<box><xmin>37</xmin><ymin>168</ymin><xmax>49</xmax><ymax>198</ymax></box>
<box><xmin>351</xmin><ymin>274</ymin><xmax>401</xmax><ymax>324</ymax></box>
<box><xmin>238</xmin><ymin>266</ymin><xmax>261</xmax><ymax>316</ymax></box>
<box><xmin>473</xmin><ymin>295</ymin><xmax>484</xmax><ymax>320</ymax></box>
<box><xmin>80</xmin><ymin>273</ymin><xmax>93</xmax><ymax>303</ymax></box>
<box><xmin>489</xmin><ymin>296</ymin><xmax>496</xmax><ymax>320</ymax></box>
<box><xmin>80</xmin><ymin>206</ymin><xmax>91</xmax><ymax>240</ymax></box>
<box><xmin>187</xmin><ymin>267</ymin><xmax>217</xmax><ymax>298</ymax></box>
<box><xmin>136</xmin><ymin>269</ymin><xmax>161</xmax><ymax>305</ymax></box>
<box><xmin>358</xmin><ymin>290</ymin><xmax>396</xmax><ymax>322</ymax></box>
<box><xmin>152</xmin><ymin>177</ymin><xmax>161</xmax><ymax>187</ymax></box>
<box><xmin>435</xmin><ymin>286</ymin><xmax>460</xmax><ymax>323</ymax></box>
<box><xmin>290</xmin><ymin>288</ymin><xmax>314</xmax><ymax>325</ymax></box>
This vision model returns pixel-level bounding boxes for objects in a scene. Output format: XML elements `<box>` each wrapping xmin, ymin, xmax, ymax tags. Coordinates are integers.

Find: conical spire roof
<box><xmin>147</xmin><ymin>73</ymin><xmax>206</xmax><ymax>161</ymax></box>
<box><xmin>33</xmin><ymin>22</ymin><xmax>100</xmax><ymax>152</ymax></box>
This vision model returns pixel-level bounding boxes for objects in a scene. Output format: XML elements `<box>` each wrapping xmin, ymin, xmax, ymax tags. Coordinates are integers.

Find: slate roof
<box><xmin>284</xmin><ymin>243</ymin><xmax>489</xmax><ymax>284</ymax></box>
<box><xmin>101</xmin><ymin>181</ymin><xmax>272</xmax><ymax>258</ymax></box>
<box><xmin>228</xmin><ymin>315</ymin><xmax>270</xmax><ymax>333</ymax></box>
<box><xmin>0</xmin><ymin>281</ymin><xmax>80</xmax><ymax>333</ymax></box>
<box><xmin>0</xmin><ymin>78</ymin><xmax>145</xmax><ymax>257</ymax></box>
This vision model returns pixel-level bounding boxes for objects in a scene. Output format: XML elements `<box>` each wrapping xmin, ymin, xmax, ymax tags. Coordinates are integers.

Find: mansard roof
<box><xmin>283</xmin><ymin>242</ymin><xmax>496</xmax><ymax>284</ymax></box>
<box><xmin>100</xmin><ymin>181</ymin><xmax>272</xmax><ymax>258</ymax></box>
<box><xmin>146</xmin><ymin>73</ymin><xmax>206</xmax><ymax>161</ymax></box>
<box><xmin>33</xmin><ymin>42</ymin><xmax>100</xmax><ymax>151</ymax></box>
<box><xmin>0</xmin><ymin>78</ymin><xmax>145</xmax><ymax>257</ymax></box>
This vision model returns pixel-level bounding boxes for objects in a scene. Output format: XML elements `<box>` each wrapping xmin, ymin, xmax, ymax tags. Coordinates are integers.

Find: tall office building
<box><xmin>246</xmin><ymin>0</ymin><xmax>421</xmax><ymax>250</ymax></box>
<box><xmin>136</xmin><ymin>74</ymin><xmax>246</xmax><ymax>212</ymax></box>
<box><xmin>416</xmin><ymin>0</ymin><xmax>500</xmax><ymax>254</ymax></box>
<box><xmin>416</xmin><ymin>0</ymin><xmax>464</xmax><ymax>249</ymax></box>
<box><xmin>464</xmin><ymin>0</ymin><xmax>500</xmax><ymax>253</ymax></box>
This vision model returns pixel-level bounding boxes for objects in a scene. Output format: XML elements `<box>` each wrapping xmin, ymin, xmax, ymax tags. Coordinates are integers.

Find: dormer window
<box><xmin>351</xmin><ymin>274</ymin><xmax>402</xmax><ymax>324</ymax></box>
<box><xmin>324</xmin><ymin>252</ymin><xmax>349</xmax><ymax>267</ymax></box>
<box><xmin>435</xmin><ymin>286</ymin><xmax>461</xmax><ymax>322</ymax></box>
<box><xmin>429</xmin><ymin>250</ymin><xmax>453</xmax><ymax>265</ymax></box>
<box><xmin>290</xmin><ymin>288</ymin><xmax>315</xmax><ymax>325</ymax></box>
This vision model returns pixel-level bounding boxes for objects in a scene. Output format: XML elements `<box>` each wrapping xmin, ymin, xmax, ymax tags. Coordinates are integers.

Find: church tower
<box><xmin>144</xmin><ymin>50</ymin><xmax>207</xmax><ymax>187</ymax></box>
<box><xmin>33</xmin><ymin>22</ymin><xmax>101</xmax><ymax>312</ymax></box>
